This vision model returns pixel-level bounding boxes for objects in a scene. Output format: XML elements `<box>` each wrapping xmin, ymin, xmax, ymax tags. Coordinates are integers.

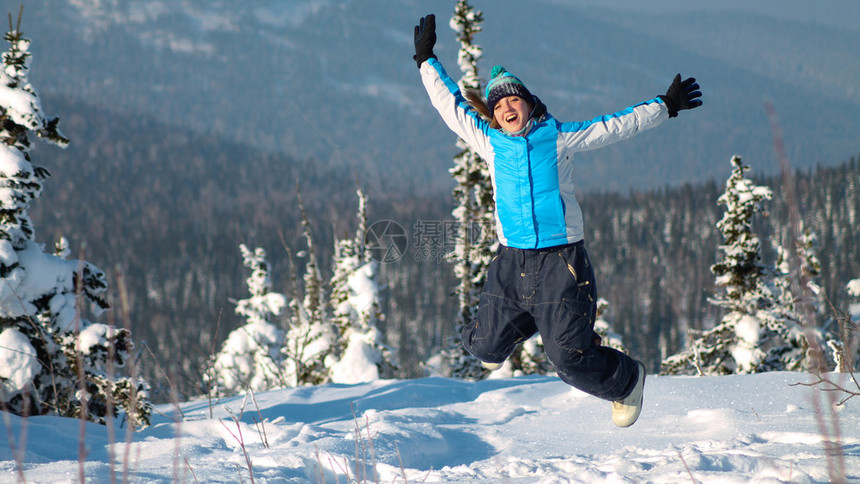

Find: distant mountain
<box><xmin>21</xmin><ymin>0</ymin><xmax>860</xmax><ymax>194</ymax></box>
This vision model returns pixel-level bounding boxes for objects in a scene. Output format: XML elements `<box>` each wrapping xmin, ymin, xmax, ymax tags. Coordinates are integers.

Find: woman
<box><xmin>413</xmin><ymin>14</ymin><xmax>701</xmax><ymax>427</ymax></box>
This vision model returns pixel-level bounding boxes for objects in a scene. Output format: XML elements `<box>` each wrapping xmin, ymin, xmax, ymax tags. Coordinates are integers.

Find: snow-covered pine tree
<box><xmin>829</xmin><ymin>277</ymin><xmax>860</xmax><ymax>372</ymax></box>
<box><xmin>850</xmin><ymin>279</ymin><xmax>860</xmax><ymax>313</ymax></box>
<box><xmin>767</xmin><ymin>241</ymin><xmax>811</xmax><ymax>371</ymax></box>
<box><xmin>847</xmin><ymin>278</ymin><xmax>860</xmax><ymax>369</ymax></box>
<box><xmin>328</xmin><ymin>189</ymin><xmax>397</xmax><ymax>383</ymax></box>
<box><xmin>594</xmin><ymin>298</ymin><xmax>627</xmax><ymax>354</ymax></box>
<box><xmin>797</xmin><ymin>228</ymin><xmax>824</xmax><ymax>305</ymax></box>
<box><xmin>281</xmin><ymin>192</ymin><xmax>336</xmax><ymax>386</ymax></box>
<box><xmin>662</xmin><ymin>155</ymin><xmax>806</xmax><ymax>375</ymax></box>
<box><xmin>329</xmin><ymin>190</ymin><xmax>367</xmax><ymax>340</ymax></box>
<box><xmin>791</xmin><ymin>226</ymin><xmax>851</xmax><ymax>372</ymax></box>
<box><xmin>0</xmin><ymin>14</ymin><xmax>150</xmax><ymax>426</ymax></box>
<box><xmin>438</xmin><ymin>0</ymin><xmax>498</xmax><ymax>380</ymax></box>
<box><xmin>209</xmin><ymin>245</ymin><xmax>287</xmax><ymax>395</ymax></box>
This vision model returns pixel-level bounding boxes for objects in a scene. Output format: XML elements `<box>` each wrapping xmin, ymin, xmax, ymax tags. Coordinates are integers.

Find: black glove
<box><xmin>659</xmin><ymin>74</ymin><xmax>702</xmax><ymax>118</ymax></box>
<box><xmin>413</xmin><ymin>14</ymin><xmax>437</xmax><ymax>68</ymax></box>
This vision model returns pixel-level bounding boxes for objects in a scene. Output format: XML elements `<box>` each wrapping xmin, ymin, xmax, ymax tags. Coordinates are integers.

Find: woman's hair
<box><xmin>463</xmin><ymin>88</ymin><xmax>500</xmax><ymax>129</ymax></box>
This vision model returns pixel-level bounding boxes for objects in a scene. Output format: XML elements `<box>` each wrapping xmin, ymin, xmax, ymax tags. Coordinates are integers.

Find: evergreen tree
<box><xmin>795</xmin><ymin>227</ymin><xmax>825</xmax><ymax>330</ymax></box>
<box><xmin>594</xmin><ymin>298</ymin><xmax>627</xmax><ymax>354</ymax></box>
<box><xmin>438</xmin><ymin>0</ymin><xmax>497</xmax><ymax>380</ymax></box>
<box><xmin>508</xmin><ymin>336</ymin><xmax>553</xmax><ymax>376</ymax></box>
<box><xmin>797</xmin><ymin>228</ymin><xmax>824</xmax><ymax>304</ymax></box>
<box><xmin>329</xmin><ymin>189</ymin><xmax>368</xmax><ymax>339</ymax></box>
<box><xmin>0</xmin><ymin>14</ymin><xmax>149</xmax><ymax>426</ymax></box>
<box><xmin>829</xmin><ymin>277</ymin><xmax>860</xmax><ymax>372</ymax></box>
<box><xmin>281</xmin><ymin>192</ymin><xmax>336</xmax><ymax>386</ymax></box>
<box><xmin>662</xmin><ymin>155</ymin><xmax>807</xmax><ymax>375</ymax></box>
<box><xmin>328</xmin><ymin>189</ymin><xmax>397</xmax><ymax>383</ymax></box>
<box><xmin>848</xmin><ymin>278</ymin><xmax>860</xmax><ymax>369</ymax></box>
<box><xmin>767</xmin><ymin>241</ymin><xmax>810</xmax><ymax>371</ymax></box>
<box><xmin>209</xmin><ymin>245</ymin><xmax>287</xmax><ymax>395</ymax></box>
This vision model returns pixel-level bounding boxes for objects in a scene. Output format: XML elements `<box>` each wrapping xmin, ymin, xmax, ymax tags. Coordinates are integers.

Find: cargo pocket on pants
<box><xmin>553</xmin><ymin>290</ymin><xmax>595</xmax><ymax>352</ymax></box>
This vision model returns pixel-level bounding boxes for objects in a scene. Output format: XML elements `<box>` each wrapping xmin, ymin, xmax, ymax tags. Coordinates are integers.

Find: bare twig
<box><xmin>790</xmin><ymin>372</ymin><xmax>860</xmax><ymax>406</ymax></box>
<box><xmin>233</xmin><ymin>463</ymin><xmax>247</xmax><ymax>484</ymax></box>
<box><xmin>106</xmin><ymin>326</ymin><xmax>117</xmax><ymax>484</ymax></box>
<box><xmin>365</xmin><ymin>415</ymin><xmax>379</xmax><ymax>484</ymax></box>
<box><xmin>252</xmin><ymin>416</ymin><xmax>269</xmax><ymax>450</ymax></box>
<box><xmin>677</xmin><ymin>451</ymin><xmax>697</xmax><ymax>484</ymax></box>
<box><xmin>184</xmin><ymin>457</ymin><xmax>200</xmax><ymax>484</ymax></box>
<box><xmin>115</xmin><ymin>270</ymin><xmax>140</xmax><ymax>484</ymax></box>
<box><xmin>141</xmin><ymin>343</ymin><xmax>185</xmax><ymax>421</ymax></box>
<box><xmin>353</xmin><ymin>413</ymin><xmax>364</xmax><ymax>482</ymax></box>
<box><xmin>750</xmin><ymin>407</ymin><xmax>761</xmax><ymax>422</ymax></box>
<box><xmin>327</xmin><ymin>452</ymin><xmax>353</xmax><ymax>483</ymax></box>
<box><xmin>74</xmin><ymin>252</ymin><xmax>89</xmax><ymax>484</ymax></box>
<box><xmin>351</xmin><ymin>403</ymin><xmax>366</xmax><ymax>482</ymax></box>
<box><xmin>766</xmin><ymin>101</ymin><xmax>847</xmax><ymax>483</ymax></box>
<box><xmin>395</xmin><ymin>442</ymin><xmax>408</xmax><ymax>484</ymax></box>
<box><xmin>169</xmin><ymin>370</ymin><xmax>183</xmax><ymax>484</ymax></box>
<box><xmin>207</xmin><ymin>308</ymin><xmax>223</xmax><ymax>419</ymax></box>
<box><xmin>313</xmin><ymin>445</ymin><xmax>327</xmax><ymax>484</ymax></box>
<box><xmin>221</xmin><ymin>408</ymin><xmax>255</xmax><ymax>484</ymax></box>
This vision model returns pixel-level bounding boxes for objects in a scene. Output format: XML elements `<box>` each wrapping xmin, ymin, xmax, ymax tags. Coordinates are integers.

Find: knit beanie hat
<box><xmin>485</xmin><ymin>65</ymin><xmax>534</xmax><ymax>114</ymax></box>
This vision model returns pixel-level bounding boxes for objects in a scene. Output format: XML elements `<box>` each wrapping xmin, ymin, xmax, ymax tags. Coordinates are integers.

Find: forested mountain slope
<box><xmin>21</xmin><ymin>0</ymin><xmax>860</xmax><ymax>193</ymax></box>
<box><xmin>31</xmin><ymin>94</ymin><xmax>859</xmax><ymax>399</ymax></box>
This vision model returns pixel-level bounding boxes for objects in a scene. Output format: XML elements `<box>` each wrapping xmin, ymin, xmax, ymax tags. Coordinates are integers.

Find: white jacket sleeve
<box><xmin>419</xmin><ymin>59</ymin><xmax>493</xmax><ymax>159</ymax></box>
<box><xmin>558</xmin><ymin>99</ymin><xmax>669</xmax><ymax>152</ymax></box>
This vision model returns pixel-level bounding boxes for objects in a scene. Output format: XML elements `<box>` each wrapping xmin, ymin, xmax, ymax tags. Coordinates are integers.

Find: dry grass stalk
<box><xmin>766</xmin><ymin>101</ymin><xmax>848</xmax><ymax>483</ymax></box>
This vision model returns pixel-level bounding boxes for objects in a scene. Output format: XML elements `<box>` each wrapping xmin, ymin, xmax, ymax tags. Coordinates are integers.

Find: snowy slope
<box><xmin>2</xmin><ymin>372</ymin><xmax>857</xmax><ymax>483</ymax></box>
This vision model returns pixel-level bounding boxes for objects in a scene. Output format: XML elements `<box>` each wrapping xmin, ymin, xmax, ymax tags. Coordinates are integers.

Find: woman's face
<box><xmin>493</xmin><ymin>95</ymin><xmax>531</xmax><ymax>134</ymax></box>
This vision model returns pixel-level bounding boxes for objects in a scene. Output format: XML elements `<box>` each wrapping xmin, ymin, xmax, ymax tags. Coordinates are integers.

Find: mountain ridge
<box><xmin>19</xmin><ymin>0</ymin><xmax>860</xmax><ymax>195</ymax></box>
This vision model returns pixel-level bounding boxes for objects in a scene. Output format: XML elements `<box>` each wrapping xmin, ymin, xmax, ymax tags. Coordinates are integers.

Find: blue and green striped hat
<box><xmin>485</xmin><ymin>65</ymin><xmax>533</xmax><ymax>113</ymax></box>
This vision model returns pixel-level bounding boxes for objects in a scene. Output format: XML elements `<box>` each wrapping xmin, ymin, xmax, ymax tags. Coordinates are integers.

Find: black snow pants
<box><xmin>461</xmin><ymin>240</ymin><xmax>638</xmax><ymax>401</ymax></box>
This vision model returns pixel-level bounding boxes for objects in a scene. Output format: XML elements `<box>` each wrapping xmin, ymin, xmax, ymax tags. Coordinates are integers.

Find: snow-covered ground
<box><xmin>1</xmin><ymin>372</ymin><xmax>858</xmax><ymax>483</ymax></box>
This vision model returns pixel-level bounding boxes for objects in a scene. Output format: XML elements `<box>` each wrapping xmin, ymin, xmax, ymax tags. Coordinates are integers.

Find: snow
<box><xmin>329</xmin><ymin>330</ymin><xmax>382</xmax><ymax>384</ymax></box>
<box><xmin>848</xmin><ymin>278</ymin><xmax>860</xmax><ymax>298</ymax></box>
<box><xmin>235</xmin><ymin>293</ymin><xmax>288</xmax><ymax>326</ymax></box>
<box><xmin>76</xmin><ymin>323</ymin><xmax>111</xmax><ymax>352</ymax></box>
<box><xmin>0</xmin><ymin>328</ymin><xmax>39</xmax><ymax>396</ymax></box>
<box><xmin>342</xmin><ymin>262</ymin><xmax>379</xmax><ymax>319</ymax></box>
<box><xmin>212</xmin><ymin>321</ymin><xmax>285</xmax><ymax>392</ymax></box>
<box><xmin>1</xmin><ymin>372</ymin><xmax>857</xmax><ymax>483</ymax></box>
<box><xmin>731</xmin><ymin>314</ymin><xmax>763</xmax><ymax>373</ymax></box>
<box><xmin>0</xmin><ymin>145</ymin><xmax>32</xmax><ymax>179</ymax></box>
<box><xmin>329</xmin><ymin>253</ymin><xmax>393</xmax><ymax>385</ymax></box>
<box><xmin>0</xmin><ymin>78</ymin><xmax>39</xmax><ymax>129</ymax></box>
<box><xmin>0</xmin><ymin>239</ymin><xmax>17</xmax><ymax>267</ymax></box>
<box><xmin>846</xmin><ymin>279</ymin><xmax>859</xmax><ymax>323</ymax></box>
<box><xmin>0</xmin><ymin>241</ymin><xmax>87</xmax><ymax>327</ymax></box>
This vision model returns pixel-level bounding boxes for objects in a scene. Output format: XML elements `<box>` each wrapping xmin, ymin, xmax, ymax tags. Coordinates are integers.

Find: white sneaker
<box><xmin>481</xmin><ymin>360</ymin><xmax>503</xmax><ymax>371</ymax></box>
<box><xmin>612</xmin><ymin>361</ymin><xmax>646</xmax><ymax>428</ymax></box>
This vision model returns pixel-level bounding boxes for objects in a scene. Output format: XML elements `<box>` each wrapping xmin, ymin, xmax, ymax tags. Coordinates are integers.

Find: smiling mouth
<box><xmin>505</xmin><ymin>113</ymin><xmax>518</xmax><ymax>123</ymax></box>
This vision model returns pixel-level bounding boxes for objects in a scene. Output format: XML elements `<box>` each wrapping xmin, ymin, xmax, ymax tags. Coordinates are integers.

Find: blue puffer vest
<box><xmin>421</xmin><ymin>58</ymin><xmax>669</xmax><ymax>249</ymax></box>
